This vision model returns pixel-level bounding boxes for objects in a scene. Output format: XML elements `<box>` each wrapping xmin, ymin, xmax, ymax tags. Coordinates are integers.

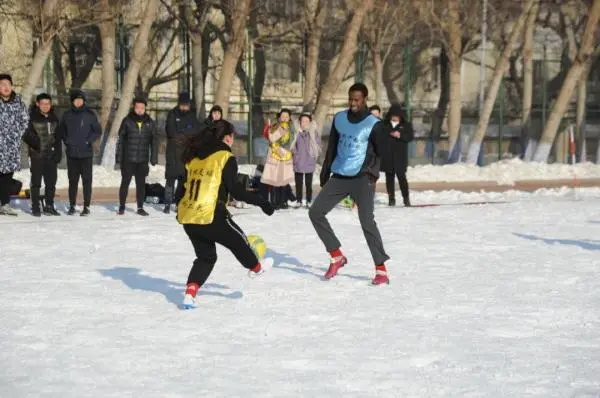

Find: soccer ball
<box><xmin>340</xmin><ymin>196</ymin><xmax>354</xmax><ymax>208</ymax></box>
<box><xmin>247</xmin><ymin>234</ymin><xmax>267</xmax><ymax>259</ymax></box>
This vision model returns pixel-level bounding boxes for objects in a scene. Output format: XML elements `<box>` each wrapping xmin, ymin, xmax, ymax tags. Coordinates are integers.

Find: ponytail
<box><xmin>180</xmin><ymin>119</ymin><xmax>235</xmax><ymax>164</ymax></box>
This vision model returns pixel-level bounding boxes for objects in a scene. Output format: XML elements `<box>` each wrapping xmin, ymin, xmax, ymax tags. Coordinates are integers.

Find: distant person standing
<box><xmin>204</xmin><ymin>104</ymin><xmax>223</xmax><ymax>127</ymax></box>
<box><xmin>27</xmin><ymin>93</ymin><xmax>61</xmax><ymax>216</ymax></box>
<box><xmin>0</xmin><ymin>74</ymin><xmax>29</xmax><ymax>216</ymax></box>
<box><xmin>115</xmin><ymin>97</ymin><xmax>158</xmax><ymax>216</ymax></box>
<box><xmin>58</xmin><ymin>89</ymin><xmax>101</xmax><ymax>216</ymax></box>
<box><xmin>163</xmin><ymin>92</ymin><xmax>200</xmax><ymax>214</ymax></box>
<box><xmin>369</xmin><ymin>105</ymin><xmax>381</xmax><ymax>119</ymax></box>
<box><xmin>291</xmin><ymin>113</ymin><xmax>320</xmax><ymax>208</ymax></box>
<box><xmin>381</xmin><ymin>104</ymin><xmax>414</xmax><ymax>207</ymax></box>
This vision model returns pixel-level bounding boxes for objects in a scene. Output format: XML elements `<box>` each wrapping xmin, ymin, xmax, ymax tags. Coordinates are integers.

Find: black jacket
<box><xmin>380</xmin><ymin>107</ymin><xmax>414</xmax><ymax>174</ymax></box>
<box><xmin>320</xmin><ymin>108</ymin><xmax>387</xmax><ymax>187</ymax></box>
<box><xmin>116</xmin><ymin>112</ymin><xmax>158</xmax><ymax>165</ymax></box>
<box><xmin>165</xmin><ymin>107</ymin><xmax>201</xmax><ymax>178</ymax></box>
<box><xmin>175</xmin><ymin>142</ymin><xmax>266</xmax><ymax>219</ymax></box>
<box><xmin>27</xmin><ymin>107</ymin><xmax>60</xmax><ymax>162</ymax></box>
<box><xmin>57</xmin><ymin>105</ymin><xmax>101</xmax><ymax>159</ymax></box>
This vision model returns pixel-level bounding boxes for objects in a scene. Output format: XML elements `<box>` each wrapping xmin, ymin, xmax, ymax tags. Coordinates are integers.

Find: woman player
<box><xmin>175</xmin><ymin>120</ymin><xmax>275</xmax><ymax>309</ymax></box>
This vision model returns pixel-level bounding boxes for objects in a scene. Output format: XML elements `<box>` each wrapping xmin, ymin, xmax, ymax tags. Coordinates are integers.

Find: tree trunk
<box><xmin>213</xmin><ymin>0</ymin><xmax>252</xmax><ymax>118</ymax></box>
<box><xmin>372</xmin><ymin>46</ymin><xmax>383</xmax><ymax>106</ymax></box>
<box><xmin>521</xmin><ymin>0</ymin><xmax>539</xmax><ymax>161</ymax></box>
<box><xmin>313</xmin><ymin>0</ymin><xmax>374</xmax><ymax>128</ymax></box>
<box><xmin>446</xmin><ymin>0</ymin><xmax>462</xmax><ymax>162</ymax></box>
<box><xmin>101</xmin><ymin>0</ymin><xmax>158</xmax><ymax>167</ymax></box>
<box><xmin>428</xmin><ymin>47</ymin><xmax>450</xmax><ymax>161</ymax></box>
<box><xmin>533</xmin><ymin>0</ymin><xmax>600</xmax><ymax>163</ymax></box>
<box><xmin>98</xmin><ymin>0</ymin><xmax>116</xmax><ymax>132</ymax></box>
<box><xmin>191</xmin><ymin>34</ymin><xmax>205</xmax><ymax>118</ymax></box>
<box><xmin>302</xmin><ymin>0</ymin><xmax>326</xmax><ymax>112</ymax></box>
<box><xmin>21</xmin><ymin>0</ymin><xmax>60</xmax><ymax>103</ymax></box>
<box><xmin>576</xmin><ymin>60</ymin><xmax>592</xmax><ymax>162</ymax></box>
<box><xmin>466</xmin><ymin>0</ymin><xmax>535</xmax><ymax>164</ymax></box>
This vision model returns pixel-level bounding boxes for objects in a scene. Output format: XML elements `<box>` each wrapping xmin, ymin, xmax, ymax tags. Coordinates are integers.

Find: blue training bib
<box><xmin>331</xmin><ymin>111</ymin><xmax>379</xmax><ymax>176</ymax></box>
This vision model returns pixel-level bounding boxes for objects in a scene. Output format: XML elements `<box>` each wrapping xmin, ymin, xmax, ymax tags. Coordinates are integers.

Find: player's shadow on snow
<box><xmin>514</xmin><ymin>233</ymin><xmax>600</xmax><ymax>251</ymax></box>
<box><xmin>266</xmin><ymin>249</ymin><xmax>371</xmax><ymax>282</ymax></box>
<box><xmin>98</xmin><ymin>267</ymin><xmax>243</xmax><ymax>308</ymax></box>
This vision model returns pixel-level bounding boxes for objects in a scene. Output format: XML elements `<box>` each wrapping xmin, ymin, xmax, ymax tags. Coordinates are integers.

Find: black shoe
<box><xmin>117</xmin><ymin>205</ymin><xmax>125</xmax><ymax>215</ymax></box>
<box><xmin>32</xmin><ymin>208</ymin><xmax>41</xmax><ymax>217</ymax></box>
<box><xmin>67</xmin><ymin>206</ymin><xmax>76</xmax><ymax>215</ymax></box>
<box><xmin>43</xmin><ymin>206</ymin><xmax>61</xmax><ymax>216</ymax></box>
<box><xmin>137</xmin><ymin>208</ymin><xmax>149</xmax><ymax>216</ymax></box>
<box><xmin>403</xmin><ymin>197</ymin><xmax>411</xmax><ymax>207</ymax></box>
<box><xmin>163</xmin><ymin>205</ymin><xmax>171</xmax><ymax>214</ymax></box>
<box><xmin>388</xmin><ymin>197</ymin><xmax>396</xmax><ymax>207</ymax></box>
<box><xmin>80</xmin><ymin>207</ymin><xmax>90</xmax><ymax>216</ymax></box>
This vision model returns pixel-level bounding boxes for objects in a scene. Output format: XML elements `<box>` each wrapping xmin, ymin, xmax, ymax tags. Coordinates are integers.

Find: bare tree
<box><xmin>521</xmin><ymin>0</ymin><xmax>540</xmax><ymax>160</ymax></box>
<box><xmin>533</xmin><ymin>0</ymin><xmax>600</xmax><ymax>162</ymax></box>
<box><xmin>101</xmin><ymin>0</ymin><xmax>159</xmax><ymax>167</ymax></box>
<box><xmin>302</xmin><ymin>0</ymin><xmax>327</xmax><ymax>111</ymax></box>
<box><xmin>465</xmin><ymin>0</ymin><xmax>537</xmax><ymax>164</ymax></box>
<box><xmin>313</xmin><ymin>0</ymin><xmax>375</xmax><ymax>129</ymax></box>
<box><xmin>98</xmin><ymin>0</ymin><xmax>118</xmax><ymax>131</ymax></box>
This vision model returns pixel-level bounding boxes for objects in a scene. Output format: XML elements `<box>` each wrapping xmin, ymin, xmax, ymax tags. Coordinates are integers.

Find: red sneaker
<box><xmin>324</xmin><ymin>256</ymin><xmax>347</xmax><ymax>279</ymax></box>
<box><xmin>372</xmin><ymin>270</ymin><xmax>390</xmax><ymax>285</ymax></box>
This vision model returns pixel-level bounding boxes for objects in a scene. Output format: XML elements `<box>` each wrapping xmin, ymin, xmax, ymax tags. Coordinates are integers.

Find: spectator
<box><xmin>291</xmin><ymin>113</ymin><xmax>321</xmax><ymax>208</ymax></box>
<box><xmin>204</xmin><ymin>105</ymin><xmax>223</xmax><ymax>127</ymax></box>
<box><xmin>369</xmin><ymin>105</ymin><xmax>381</xmax><ymax>119</ymax></box>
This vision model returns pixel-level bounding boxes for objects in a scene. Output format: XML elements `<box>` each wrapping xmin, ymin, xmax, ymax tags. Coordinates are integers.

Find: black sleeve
<box><xmin>399</xmin><ymin>121</ymin><xmax>414</xmax><ymax>143</ymax></box>
<box><xmin>89</xmin><ymin>112</ymin><xmax>102</xmax><ymax>142</ymax></box>
<box><xmin>369</xmin><ymin>121</ymin><xmax>387</xmax><ymax>158</ymax></box>
<box><xmin>57</xmin><ymin>115</ymin><xmax>67</xmax><ymax>144</ymax></box>
<box><xmin>150</xmin><ymin>120</ymin><xmax>159</xmax><ymax>165</ymax></box>
<box><xmin>223</xmin><ymin>157</ymin><xmax>265</xmax><ymax>207</ymax></box>
<box><xmin>320</xmin><ymin>121</ymin><xmax>339</xmax><ymax>186</ymax></box>
<box><xmin>22</xmin><ymin>122</ymin><xmax>40</xmax><ymax>151</ymax></box>
<box><xmin>175</xmin><ymin>169</ymin><xmax>187</xmax><ymax>206</ymax></box>
<box><xmin>115</xmin><ymin>119</ymin><xmax>127</xmax><ymax>164</ymax></box>
<box><xmin>166</xmin><ymin>110</ymin><xmax>177</xmax><ymax>138</ymax></box>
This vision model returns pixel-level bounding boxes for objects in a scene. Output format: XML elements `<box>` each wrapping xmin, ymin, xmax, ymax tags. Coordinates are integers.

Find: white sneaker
<box><xmin>288</xmin><ymin>200</ymin><xmax>300</xmax><ymax>209</ymax></box>
<box><xmin>248</xmin><ymin>257</ymin><xmax>274</xmax><ymax>278</ymax></box>
<box><xmin>0</xmin><ymin>204</ymin><xmax>18</xmax><ymax>216</ymax></box>
<box><xmin>305</xmin><ymin>201</ymin><xmax>311</xmax><ymax>209</ymax></box>
<box><xmin>182</xmin><ymin>293</ymin><xmax>196</xmax><ymax>310</ymax></box>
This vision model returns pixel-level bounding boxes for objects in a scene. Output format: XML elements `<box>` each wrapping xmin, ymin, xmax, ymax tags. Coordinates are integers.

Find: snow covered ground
<box><xmin>12</xmin><ymin>158</ymin><xmax>600</xmax><ymax>189</ymax></box>
<box><xmin>2</xmin><ymin>188</ymin><xmax>600</xmax><ymax>397</ymax></box>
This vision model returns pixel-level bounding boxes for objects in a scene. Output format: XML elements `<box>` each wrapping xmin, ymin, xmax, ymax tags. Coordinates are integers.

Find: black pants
<box><xmin>385</xmin><ymin>171</ymin><xmax>409</xmax><ymax>200</ymax></box>
<box><xmin>164</xmin><ymin>175</ymin><xmax>184</xmax><ymax>206</ymax></box>
<box><xmin>30</xmin><ymin>156</ymin><xmax>58</xmax><ymax>209</ymax></box>
<box><xmin>67</xmin><ymin>157</ymin><xmax>93</xmax><ymax>207</ymax></box>
<box><xmin>183</xmin><ymin>216</ymin><xmax>258</xmax><ymax>286</ymax></box>
<box><xmin>0</xmin><ymin>172</ymin><xmax>14</xmax><ymax>206</ymax></box>
<box><xmin>295</xmin><ymin>172</ymin><xmax>314</xmax><ymax>203</ymax></box>
<box><xmin>309</xmin><ymin>175</ymin><xmax>389</xmax><ymax>265</ymax></box>
<box><xmin>119</xmin><ymin>162</ymin><xmax>149</xmax><ymax>208</ymax></box>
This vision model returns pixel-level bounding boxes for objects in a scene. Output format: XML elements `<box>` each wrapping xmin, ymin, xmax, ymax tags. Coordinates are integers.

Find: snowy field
<box><xmin>1</xmin><ymin>188</ymin><xmax>600</xmax><ymax>397</ymax></box>
<box><xmin>12</xmin><ymin>158</ymin><xmax>600</xmax><ymax>189</ymax></box>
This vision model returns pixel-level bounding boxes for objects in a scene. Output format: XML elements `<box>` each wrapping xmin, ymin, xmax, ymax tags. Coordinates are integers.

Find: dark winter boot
<box><xmin>30</xmin><ymin>187</ymin><xmax>41</xmax><ymax>215</ymax></box>
<box><xmin>43</xmin><ymin>206</ymin><xmax>60</xmax><ymax>216</ymax></box>
<box><xmin>403</xmin><ymin>197</ymin><xmax>411</xmax><ymax>207</ymax></box>
<box><xmin>163</xmin><ymin>205</ymin><xmax>171</xmax><ymax>214</ymax></box>
<box><xmin>80</xmin><ymin>207</ymin><xmax>90</xmax><ymax>216</ymax></box>
<box><xmin>388</xmin><ymin>196</ymin><xmax>396</xmax><ymax>207</ymax></box>
<box><xmin>67</xmin><ymin>206</ymin><xmax>76</xmax><ymax>215</ymax></box>
<box><xmin>117</xmin><ymin>205</ymin><xmax>126</xmax><ymax>215</ymax></box>
<box><xmin>137</xmin><ymin>208</ymin><xmax>149</xmax><ymax>216</ymax></box>
<box><xmin>270</xmin><ymin>188</ymin><xmax>279</xmax><ymax>210</ymax></box>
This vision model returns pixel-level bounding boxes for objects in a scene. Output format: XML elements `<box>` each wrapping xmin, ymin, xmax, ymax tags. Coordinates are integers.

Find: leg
<box><xmin>216</xmin><ymin>217</ymin><xmax>260</xmax><ymax>270</ymax></box>
<box><xmin>308</xmin><ymin>177</ymin><xmax>350</xmax><ymax>253</ymax></box>
<box><xmin>305</xmin><ymin>173</ymin><xmax>313</xmax><ymax>203</ymax></box>
<box><xmin>0</xmin><ymin>172</ymin><xmax>14</xmax><ymax>206</ymax></box>
<box><xmin>43</xmin><ymin>158</ymin><xmax>58</xmax><ymax>207</ymax></box>
<box><xmin>398</xmin><ymin>171</ymin><xmax>410</xmax><ymax>206</ymax></box>
<box><xmin>135</xmin><ymin>163</ymin><xmax>148</xmax><ymax>209</ymax></box>
<box><xmin>66</xmin><ymin>157</ymin><xmax>81</xmax><ymax>207</ymax></box>
<box><xmin>164</xmin><ymin>177</ymin><xmax>175</xmax><ymax>206</ymax></box>
<box><xmin>385</xmin><ymin>172</ymin><xmax>395</xmax><ymax>204</ymax></box>
<box><xmin>119</xmin><ymin>162</ymin><xmax>134</xmax><ymax>207</ymax></box>
<box><xmin>29</xmin><ymin>157</ymin><xmax>43</xmax><ymax>212</ymax></box>
<box><xmin>183</xmin><ymin>225</ymin><xmax>218</xmax><ymax>287</ymax></box>
<box><xmin>81</xmin><ymin>157</ymin><xmax>93</xmax><ymax>208</ymax></box>
<box><xmin>295</xmin><ymin>173</ymin><xmax>303</xmax><ymax>203</ymax></box>
<box><xmin>350</xmin><ymin>176</ymin><xmax>390</xmax><ymax>266</ymax></box>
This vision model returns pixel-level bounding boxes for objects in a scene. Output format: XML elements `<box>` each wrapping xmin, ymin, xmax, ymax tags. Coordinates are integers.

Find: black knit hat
<box><xmin>36</xmin><ymin>93</ymin><xmax>52</xmax><ymax>102</ymax></box>
<box><xmin>178</xmin><ymin>92</ymin><xmax>191</xmax><ymax>104</ymax></box>
<box><xmin>70</xmin><ymin>89</ymin><xmax>85</xmax><ymax>103</ymax></box>
<box><xmin>0</xmin><ymin>74</ymin><xmax>13</xmax><ymax>84</ymax></box>
<box><xmin>133</xmin><ymin>96</ymin><xmax>147</xmax><ymax>106</ymax></box>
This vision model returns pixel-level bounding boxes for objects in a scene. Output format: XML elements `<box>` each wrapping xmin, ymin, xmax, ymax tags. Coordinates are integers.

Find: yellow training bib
<box><xmin>177</xmin><ymin>151</ymin><xmax>232</xmax><ymax>225</ymax></box>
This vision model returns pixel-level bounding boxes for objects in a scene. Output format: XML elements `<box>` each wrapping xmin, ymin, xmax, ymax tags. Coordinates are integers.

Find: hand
<box><xmin>391</xmin><ymin>131</ymin><xmax>401</xmax><ymax>139</ymax></box>
<box><xmin>260</xmin><ymin>202</ymin><xmax>275</xmax><ymax>216</ymax></box>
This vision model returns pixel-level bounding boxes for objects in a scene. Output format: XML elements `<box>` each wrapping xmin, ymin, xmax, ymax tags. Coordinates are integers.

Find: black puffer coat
<box><xmin>380</xmin><ymin>104</ymin><xmax>414</xmax><ymax>174</ymax></box>
<box><xmin>57</xmin><ymin>105</ymin><xmax>101</xmax><ymax>159</ymax></box>
<box><xmin>116</xmin><ymin>112</ymin><xmax>158</xmax><ymax>165</ymax></box>
<box><xmin>165</xmin><ymin>107</ymin><xmax>201</xmax><ymax>178</ymax></box>
<box><xmin>27</xmin><ymin>107</ymin><xmax>61</xmax><ymax>162</ymax></box>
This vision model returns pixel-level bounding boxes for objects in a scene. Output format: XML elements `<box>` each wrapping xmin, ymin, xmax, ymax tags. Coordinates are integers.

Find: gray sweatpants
<box><xmin>308</xmin><ymin>175</ymin><xmax>390</xmax><ymax>265</ymax></box>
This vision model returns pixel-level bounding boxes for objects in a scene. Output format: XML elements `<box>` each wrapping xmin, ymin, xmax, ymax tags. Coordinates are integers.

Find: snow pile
<box><xmin>12</xmin><ymin>158</ymin><xmax>600</xmax><ymax>189</ymax></box>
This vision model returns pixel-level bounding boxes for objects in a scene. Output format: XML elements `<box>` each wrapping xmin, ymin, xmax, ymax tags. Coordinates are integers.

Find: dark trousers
<box><xmin>67</xmin><ymin>157</ymin><xmax>93</xmax><ymax>207</ymax></box>
<box><xmin>385</xmin><ymin>171</ymin><xmax>409</xmax><ymax>200</ymax></box>
<box><xmin>309</xmin><ymin>175</ymin><xmax>389</xmax><ymax>265</ymax></box>
<box><xmin>295</xmin><ymin>172</ymin><xmax>314</xmax><ymax>203</ymax></box>
<box><xmin>119</xmin><ymin>162</ymin><xmax>149</xmax><ymax>208</ymax></box>
<box><xmin>0</xmin><ymin>172</ymin><xmax>14</xmax><ymax>205</ymax></box>
<box><xmin>30</xmin><ymin>157</ymin><xmax>58</xmax><ymax>209</ymax></box>
<box><xmin>164</xmin><ymin>175</ymin><xmax>184</xmax><ymax>206</ymax></box>
<box><xmin>183</xmin><ymin>216</ymin><xmax>258</xmax><ymax>286</ymax></box>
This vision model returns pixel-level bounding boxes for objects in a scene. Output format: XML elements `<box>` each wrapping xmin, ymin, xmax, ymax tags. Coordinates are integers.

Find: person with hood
<box><xmin>57</xmin><ymin>89</ymin><xmax>101</xmax><ymax>216</ymax></box>
<box><xmin>309</xmin><ymin>83</ymin><xmax>390</xmax><ymax>285</ymax></box>
<box><xmin>163</xmin><ymin>91</ymin><xmax>201</xmax><ymax>214</ymax></box>
<box><xmin>27</xmin><ymin>93</ymin><xmax>61</xmax><ymax>216</ymax></box>
<box><xmin>291</xmin><ymin>113</ymin><xmax>321</xmax><ymax>208</ymax></box>
<box><xmin>381</xmin><ymin>103</ymin><xmax>414</xmax><ymax>207</ymax></box>
<box><xmin>0</xmin><ymin>73</ymin><xmax>30</xmax><ymax>216</ymax></box>
<box><xmin>174</xmin><ymin>119</ymin><xmax>275</xmax><ymax>309</ymax></box>
<box><xmin>204</xmin><ymin>104</ymin><xmax>223</xmax><ymax>127</ymax></box>
<box><xmin>115</xmin><ymin>97</ymin><xmax>158</xmax><ymax>216</ymax></box>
